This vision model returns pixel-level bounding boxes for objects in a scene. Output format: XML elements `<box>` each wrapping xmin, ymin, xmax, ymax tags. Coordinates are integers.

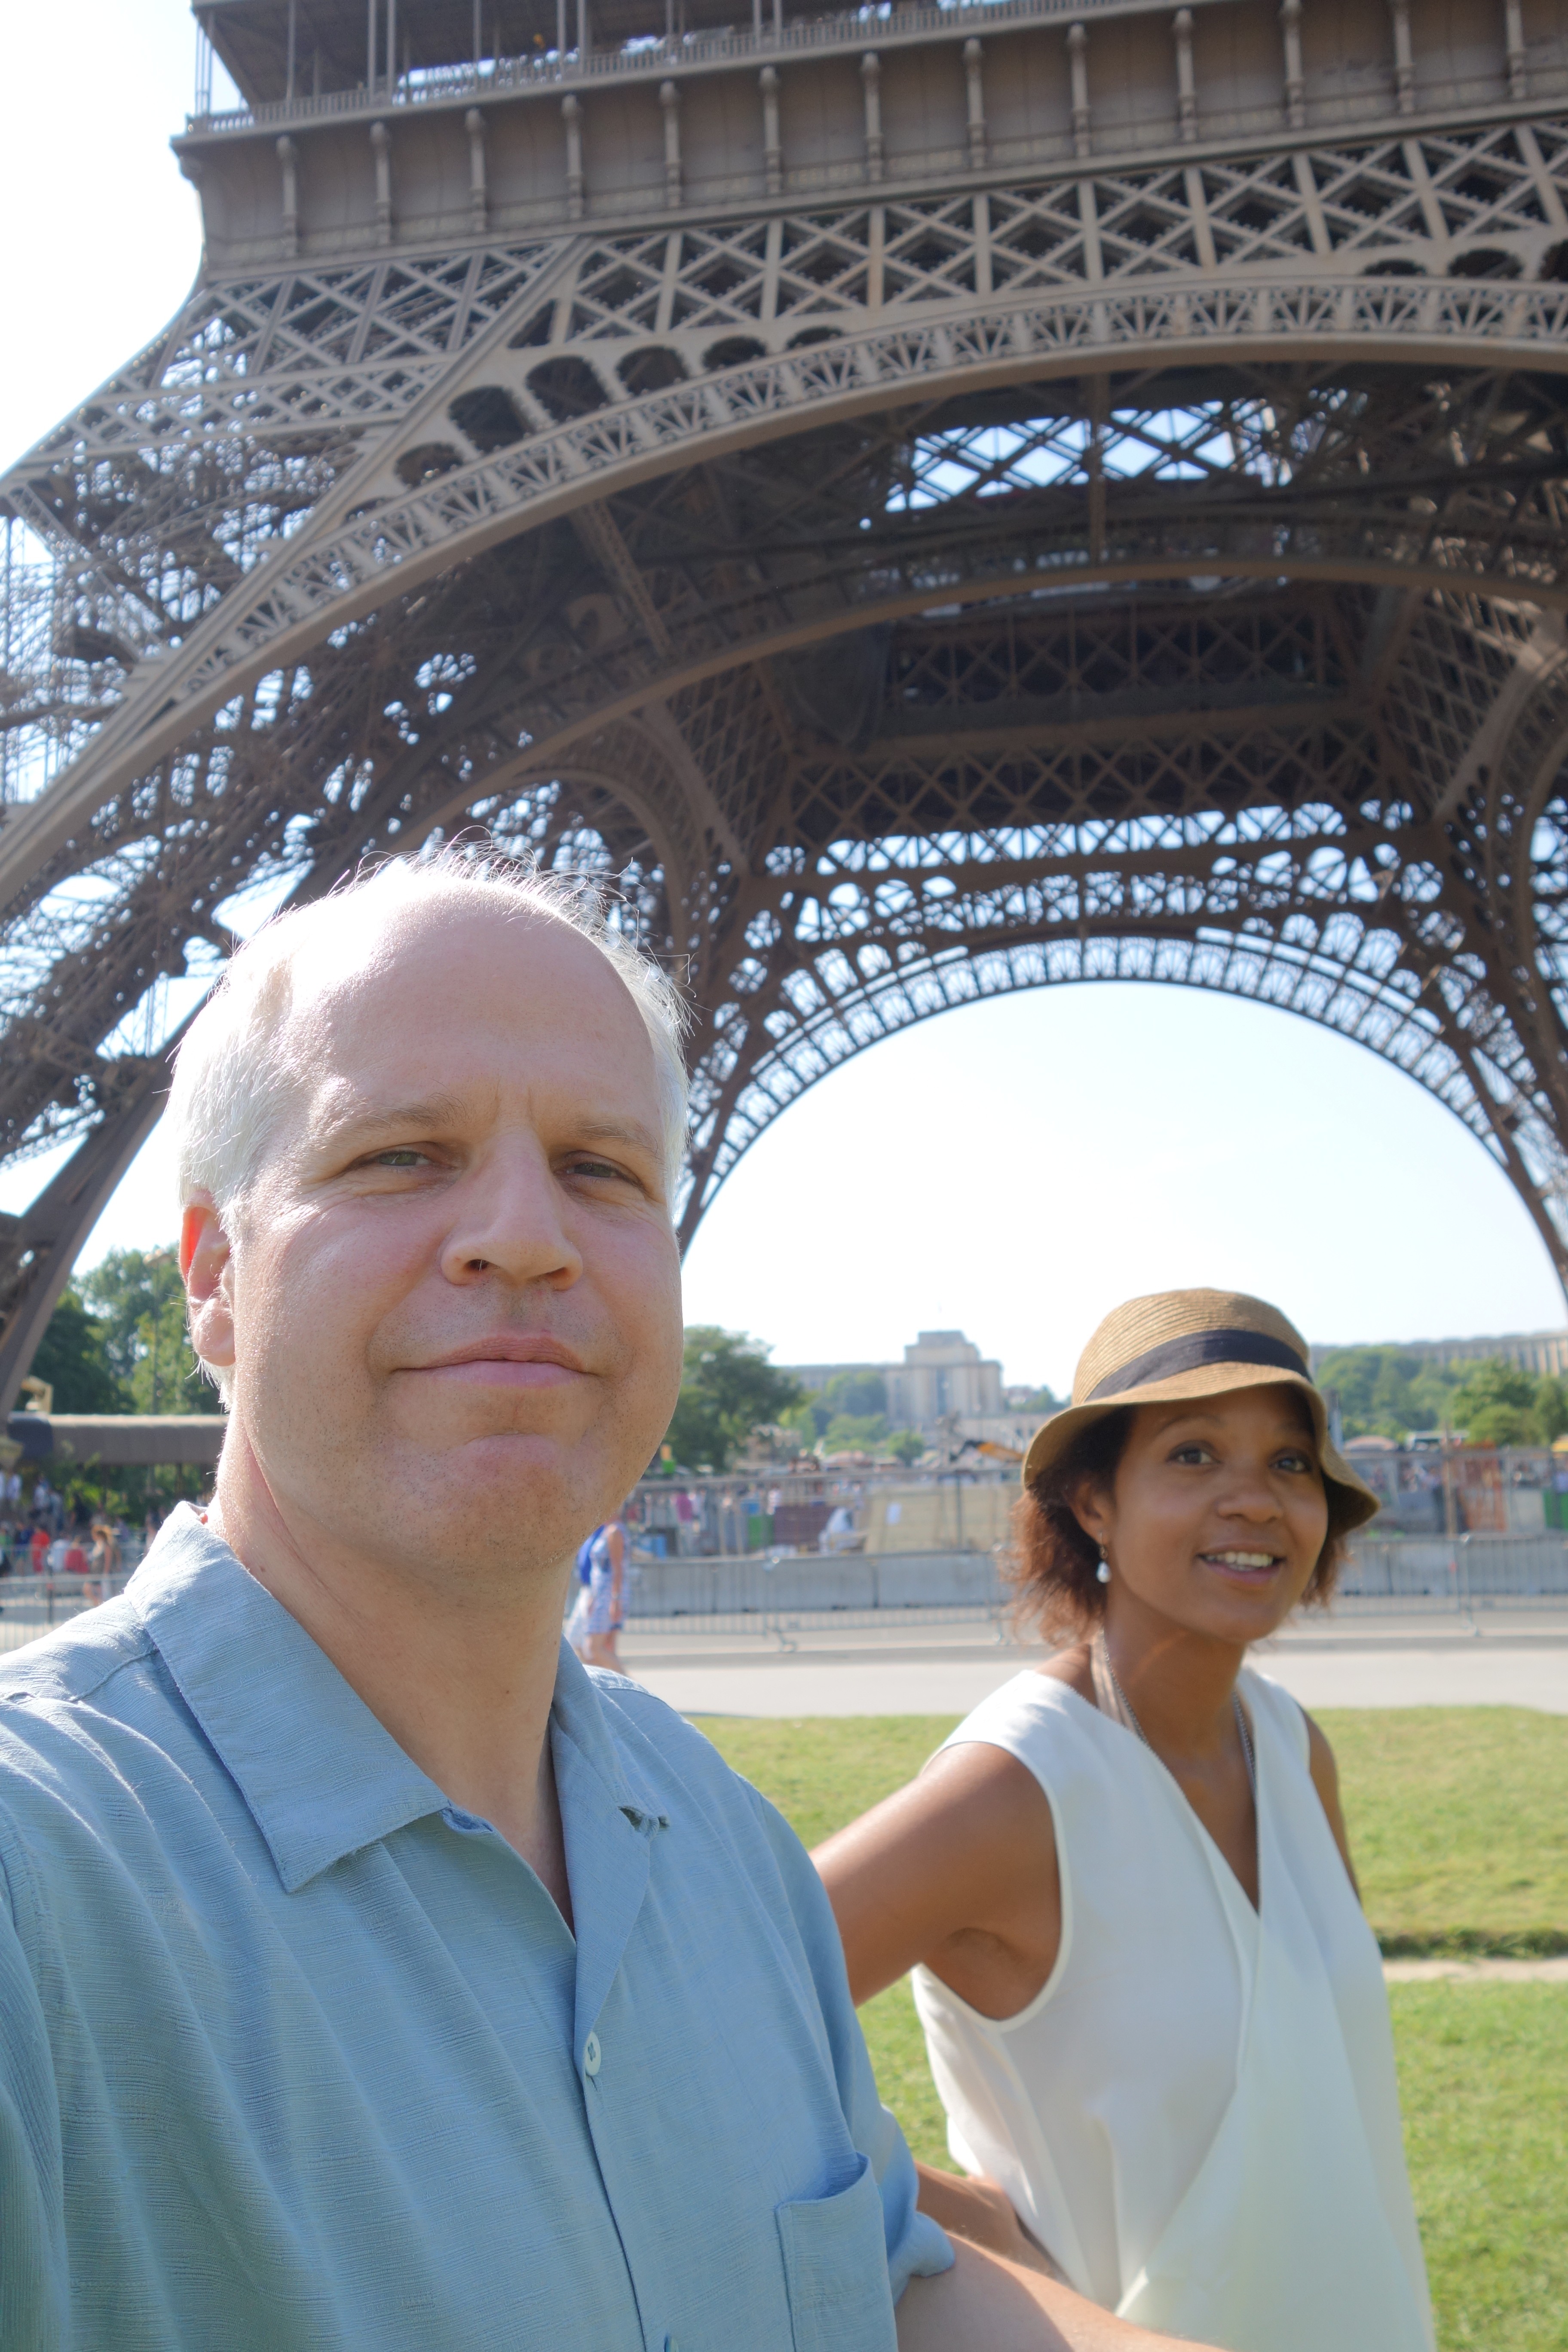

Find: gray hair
<box><xmin>168</xmin><ymin>851</ymin><xmax>689</xmax><ymax>1402</ymax></box>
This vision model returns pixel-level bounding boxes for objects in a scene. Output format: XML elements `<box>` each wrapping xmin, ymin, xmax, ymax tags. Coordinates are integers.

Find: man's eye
<box><xmin>372</xmin><ymin>1149</ymin><xmax>428</xmax><ymax>1169</ymax></box>
<box><xmin>567</xmin><ymin>1157</ymin><xmax>628</xmax><ymax>1182</ymax></box>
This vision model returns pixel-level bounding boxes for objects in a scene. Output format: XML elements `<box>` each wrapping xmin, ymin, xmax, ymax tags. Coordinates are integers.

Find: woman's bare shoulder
<box><xmin>1033</xmin><ymin>1639</ymin><xmax>1096</xmax><ymax>1706</ymax></box>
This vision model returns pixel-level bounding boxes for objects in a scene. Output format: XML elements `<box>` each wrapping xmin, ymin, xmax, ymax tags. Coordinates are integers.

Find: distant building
<box><xmin>784</xmin><ymin>1330</ymin><xmax>1005</xmax><ymax>1435</ymax></box>
<box><xmin>1311</xmin><ymin>1330</ymin><xmax>1568</xmax><ymax>1379</ymax></box>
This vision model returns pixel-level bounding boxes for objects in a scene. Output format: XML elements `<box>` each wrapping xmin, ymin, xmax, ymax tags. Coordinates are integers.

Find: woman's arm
<box><xmin>897</xmin><ymin>2237</ymin><xmax>1225</xmax><ymax>2352</ymax></box>
<box><xmin>813</xmin><ymin>1739</ymin><xmax>1061</xmax><ymax>2018</ymax></box>
<box><xmin>1302</xmin><ymin>1711</ymin><xmax>1360</xmax><ymax>1899</ymax></box>
<box><xmin>915</xmin><ymin>2162</ymin><xmax>1058</xmax><ymax>2274</ymax></box>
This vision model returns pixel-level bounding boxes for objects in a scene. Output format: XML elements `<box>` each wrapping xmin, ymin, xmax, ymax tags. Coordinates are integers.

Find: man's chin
<box><xmin>404</xmin><ymin>1424</ymin><xmax>617</xmax><ymax>1516</ymax></box>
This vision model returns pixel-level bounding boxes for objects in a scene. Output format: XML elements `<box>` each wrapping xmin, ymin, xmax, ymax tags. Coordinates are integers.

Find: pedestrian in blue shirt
<box><xmin>0</xmin><ymin>850</ymin><xmax>1221</xmax><ymax>2352</ymax></box>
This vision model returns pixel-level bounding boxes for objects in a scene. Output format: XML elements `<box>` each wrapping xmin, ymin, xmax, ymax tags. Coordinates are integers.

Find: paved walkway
<box><xmin>618</xmin><ymin>1609</ymin><xmax>1568</xmax><ymax>1719</ymax></box>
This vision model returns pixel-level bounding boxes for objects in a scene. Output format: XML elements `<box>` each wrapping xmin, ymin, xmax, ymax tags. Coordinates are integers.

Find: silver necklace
<box><xmin>1095</xmin><ymin>1631</ymin><xmax>1257</xmax><ymax>1800</ymax></box>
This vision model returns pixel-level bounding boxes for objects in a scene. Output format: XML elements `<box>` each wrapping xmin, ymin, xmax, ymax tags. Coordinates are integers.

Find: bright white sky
<box><xmin>4</xmin><ymin>5</ymin><xmax>1563</xmax><ymax>1392</ymax></box>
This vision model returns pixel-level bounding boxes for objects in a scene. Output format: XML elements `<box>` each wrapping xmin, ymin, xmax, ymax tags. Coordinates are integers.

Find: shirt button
<box><xmin>583</xmin><ymin>2032</ymin><xmax>602</xmax><ymax>2078</ymax></box>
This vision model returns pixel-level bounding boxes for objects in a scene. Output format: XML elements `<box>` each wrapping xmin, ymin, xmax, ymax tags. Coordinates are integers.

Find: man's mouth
<box><xmin>407</xmin><ymin>1336</ymin><xmax>588</xmax><ymax>1388</ymax></box>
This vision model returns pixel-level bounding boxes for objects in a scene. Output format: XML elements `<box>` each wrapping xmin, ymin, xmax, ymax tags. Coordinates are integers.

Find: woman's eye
<box><xmin>1170</xmin><ymin>1444</ymin><xmax>1210</xmax><ymax>1465</ymax></box>
<box><xmin>1275</xmin><ymin>1450</ymin><xmax>1314</xmax><ymax>1474</ymax></box>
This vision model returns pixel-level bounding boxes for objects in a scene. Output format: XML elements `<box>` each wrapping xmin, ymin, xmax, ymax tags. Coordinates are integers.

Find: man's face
<box><xmin>198</xmin><ymin>899</ymin><xmax>683</xmax><ymax>1582</ymax></box>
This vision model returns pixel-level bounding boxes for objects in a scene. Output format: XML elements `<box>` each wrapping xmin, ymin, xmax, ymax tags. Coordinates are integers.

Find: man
<box><xmin>0</xmin><ymin>854</ymin><xmax>1215</xmax><ymax>2351</ymax></box>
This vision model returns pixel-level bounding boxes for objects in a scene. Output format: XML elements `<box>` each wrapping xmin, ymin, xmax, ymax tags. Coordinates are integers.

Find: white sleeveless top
<box><xmin>911</xmin><ymin>1669</ymin><xmax>1434</xmax><ymax>2352</ymax></box>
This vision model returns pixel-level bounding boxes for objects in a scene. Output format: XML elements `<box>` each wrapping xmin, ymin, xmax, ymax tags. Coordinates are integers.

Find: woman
<box><xmin>817</xmin><ymin>1288</ymin><xmax>1434</xmax><ymax>2352</ymax></box>
<box><xmin>566</xmin><ymin>1509</ymin><xmax>627</xmax><ymax>1670</ymax></box>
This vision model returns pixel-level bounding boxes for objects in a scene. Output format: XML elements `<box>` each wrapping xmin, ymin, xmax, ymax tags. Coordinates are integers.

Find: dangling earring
<box><xmin>1096</xmin><ymin>1543</ymin><xmax>1111</xmax><ymax>1586</ymax></box>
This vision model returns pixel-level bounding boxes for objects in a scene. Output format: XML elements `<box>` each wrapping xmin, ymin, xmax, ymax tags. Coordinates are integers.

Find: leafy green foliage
<box><xmin>821</xmin><ymin>1411</ymin><xmax>888</xmax><ymax>1454</ymax></box>
<box><xmin>1449</xmin><ymin>1359</ymin><xmax>1542</xmax><ymax>1449</ymax></box>
<box><xmin>1535</xmin><ymin>1377</ymin><xmax>1568</xmax><ymax>1444</ymax></box>
<box><xmin>27</xmin><ymin>1289</ymin><xmax>122</xmax><ymax>1413</ymax></box>
<box><xmin>662</xmin><ymin>1326</ymin><xmax>804</xmax><ymax>1471</ymax></box>
<box><xmin>79</xmin><ymin>1249</ymin><xmax>208</xmax><ymax>1415</ymax></box>
<box><xmin>782</xmin><ymin>1369</ymin><xmax>890</xmax><ymax>1449</ymax></box>
<box><xmin>1314</xmin><ymin>1345</ymin><xmax>1465</xmax><ymax>1440</ymax></box>
<box><xmin>1012</xmin><ymin>1384</ymin><xmax>1061</xmax><ymax>1415</ymax></box>
<box><xmin>885</xmin><ymin>1429</ymin><xmax>927</xmax><ymax>1466</ymax></box>
<box><xmin>825</xmin><ymin>1369</ymin><xmax>888</xmax><ymax>1418</ymax></box>
<box><xmin>19</xmin><ymin>1250</ymin><xmax>215</xmax><ymax>1519</ymax></box>
<box><xmin>1318</xmin><ymin>1344</ymin><xmax>1568</xmax><ymax>1445</ymax></box>
<box><xmin>25</xmin><ymin>1249</ymin><xmax>208</xmax><ymax>1419</ymax></box>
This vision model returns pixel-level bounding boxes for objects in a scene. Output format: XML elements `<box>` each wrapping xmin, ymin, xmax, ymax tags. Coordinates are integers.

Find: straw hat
<box><xmin>1022</xmin><ymin>1288</ymin><xmax>1380</xmax><ymax>1528</ymax></box>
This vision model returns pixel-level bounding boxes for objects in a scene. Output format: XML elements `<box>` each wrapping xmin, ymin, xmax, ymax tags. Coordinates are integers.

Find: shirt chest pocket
<box><xmin>775</xmin><ymin>2156</ymin><xmax>897</xmax><ymax>2352</ymax></box>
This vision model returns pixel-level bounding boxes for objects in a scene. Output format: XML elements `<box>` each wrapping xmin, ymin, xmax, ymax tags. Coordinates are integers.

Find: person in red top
<box><xmin>61</xmin><ymin>1532</ymin><xmax>91</xmax><ymax>1575</ymax></box>
<box><xmin>28</xmin><ymin>1523</ymin><xmax>49</xmax><ymax>1574</ymax></box>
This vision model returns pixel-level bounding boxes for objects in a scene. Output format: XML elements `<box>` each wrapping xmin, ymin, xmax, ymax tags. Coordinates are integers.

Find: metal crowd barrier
<box><xmin>617</xmin><ymin>1535</ymin><xmax>1568</xmax><ymax>1646</ymax></box>
<box><xmin>1</xmin><ymin>1536</ymin><xmax>1563</xmax><ymax>1667</ymax></box>
<box><xmin>1336</xmin><ymin>1533</ymin><xmax>1568</xmax><ymax>1618</ymax></box>
<box><xmin>616</xmin><ymin>1550</ymin><xmax>1011</xmax><ymax>1648</ymax></box>
<box><xmin>0</xmin><ymin>1574</ymin><xmax>135</xmax><ymax>1655</ymax></box>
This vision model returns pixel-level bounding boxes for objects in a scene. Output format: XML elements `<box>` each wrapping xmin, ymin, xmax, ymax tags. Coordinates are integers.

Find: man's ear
<box><xmin>181</xmin><ymin>1197</ymin><xmax>235</xmax><ymax>1374</ymax></box>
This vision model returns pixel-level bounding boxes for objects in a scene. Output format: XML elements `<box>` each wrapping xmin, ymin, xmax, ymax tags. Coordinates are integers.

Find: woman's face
<box><xmin>1074</xmin><ymin>1383</ymin><xmax>1332</xmax><ymax>1646</ymax></box>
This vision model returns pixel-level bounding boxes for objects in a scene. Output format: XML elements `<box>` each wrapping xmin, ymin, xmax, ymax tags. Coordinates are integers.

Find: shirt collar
<box><xmin>129</xmin><ymin>1505</ymin><xmax>453</xmax><ymax>1892</ymax></box>
<box><xmin>548</xmin><ymin>1635</ymin><xmax>670</xmax><ymax>1837</ymax></box>
<box><xmin>128</xmin><ymin>1505</ymin><xmax>664</xmax><ymax>1893</ymax></box>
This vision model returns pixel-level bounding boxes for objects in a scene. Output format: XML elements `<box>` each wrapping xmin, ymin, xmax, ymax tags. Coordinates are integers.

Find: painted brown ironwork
<box><xmin>5</xmin><ymin>0</ymin><xmax>1568</xmax><ymax>1406</ymax></box>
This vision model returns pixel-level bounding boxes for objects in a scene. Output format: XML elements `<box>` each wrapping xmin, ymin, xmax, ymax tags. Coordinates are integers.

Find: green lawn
<box><xmin>1314</xmin><ymin>1709</ymin><xmax>1568</xmax><ymax>1957</ymax></box>
<box><xmin>700</xmin><ymin>1704</ymin><xmax>1568</xmax><ymax>1957</ymax></box>
<box><xmin>695</xmin><ymin>1709</ymin><xmax>1568</xmax><ymax>2352</ymax></box>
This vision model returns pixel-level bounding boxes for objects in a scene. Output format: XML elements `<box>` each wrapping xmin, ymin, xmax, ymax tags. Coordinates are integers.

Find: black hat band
<box><xmin>1086</xmin><ymin>1328</ymin><xmax>1310</xmax><ymax>1403</ymax></box>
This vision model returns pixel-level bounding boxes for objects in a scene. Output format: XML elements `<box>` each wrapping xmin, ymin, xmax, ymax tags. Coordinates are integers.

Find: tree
<box><xmin>1014</xmin><ymin>1385</ymin><xmax>1060</xmax><ymax>1416</ymax></box>
<box><xmin>27</xmin><ymin>1286</ymin><xmax>123</xmax><ymax>1413</ymax></box>
<box><xmin>824</xmin><ymin>1369</ymin><xmax>888</xmax><ymax>1419</ymax></box>
<box><xmin>885</xmin><ymin>1429</ymin><xmax>926</xmax><ymax>1467</ymax></box>
<box><xmin>1450</xmin><ymin>1357</ymin><xmax>1540</xmax><ymax>1448</ymax></box>
<box><xmin>822</xmin><ymin>1411</ymin><xmax>888</xmax><ymax>1455</ymax></box>
<box><xmin>1313</xmin><ymin>1345</ymin><xmax>1465</xmax><ymax>1441</ymax></box>
<box><xmin>1535</xmin><ymin>1375</ymin><xmax>1568</xmax><ymax>1444</ymax></box>
<box><xmin>662</xmin><ymin>1327</ymin><xmax>805</xmax><ymax>1472</ymax></box>
<box><xmin>78</xmin><ymin>1249</ymin><xmax>208</xmax><ymax>1415</ymax></box>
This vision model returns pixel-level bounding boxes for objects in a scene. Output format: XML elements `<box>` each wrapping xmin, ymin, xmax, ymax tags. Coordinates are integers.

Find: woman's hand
<box><xmin>916</xmin><ymin>2163</ymin><xmax>1059</xmax><ymax>2276</ymax></box>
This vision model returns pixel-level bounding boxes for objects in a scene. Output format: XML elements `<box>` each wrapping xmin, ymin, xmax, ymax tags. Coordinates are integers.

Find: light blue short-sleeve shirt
<box><xmin>0</xmin><ymin>1507</ymin><xmax>950</xmax><ymax>2349</ymax></box>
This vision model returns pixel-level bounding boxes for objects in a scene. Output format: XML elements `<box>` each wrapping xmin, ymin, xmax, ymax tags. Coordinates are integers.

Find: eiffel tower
<box><xmin>3</xmin><ymin>0</ymin><xmax>1568</xmax><ymax>1407</ymax></box>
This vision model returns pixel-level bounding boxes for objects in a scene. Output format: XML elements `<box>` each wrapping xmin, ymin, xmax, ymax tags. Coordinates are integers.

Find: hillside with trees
<box><xmin>1316</xmin><ymin>1344</ymin><xmax>1568</xmax><ymax>1447</ymax></box>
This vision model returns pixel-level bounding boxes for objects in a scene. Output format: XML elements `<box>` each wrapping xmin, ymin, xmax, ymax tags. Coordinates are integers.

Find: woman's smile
<box><xmin>1199</xmin><ymin>1546</ymin><xmax>1286</xmax><ymax>1585</ymax></box>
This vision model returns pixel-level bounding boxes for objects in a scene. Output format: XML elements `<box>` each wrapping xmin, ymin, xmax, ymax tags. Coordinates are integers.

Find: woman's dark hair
<box><xmin>1007</xmin><ymin>1398</ymin><xmax>1358</xmax><ymax>1643</ymax></box>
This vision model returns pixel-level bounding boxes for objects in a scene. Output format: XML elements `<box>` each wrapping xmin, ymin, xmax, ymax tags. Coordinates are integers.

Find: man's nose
<box><xmin>438</xmin><ymin>1141</ymin><xmax>584</xmax><ymax>1289</ymax></box>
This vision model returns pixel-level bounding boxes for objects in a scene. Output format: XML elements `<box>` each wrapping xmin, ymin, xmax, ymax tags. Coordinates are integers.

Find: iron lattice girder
<box><xmin>9</xmin><ymin>89</ymin><xmax>1568</xmax><ymax>1392</ymax></box>
<box><xmin>8</xmin><ymin>285</ymin><xmax>1568</xmax><ymax>897</ymax></box>
<box><xmin>14</xmin><ymin>352</ymin><xmax>1561</xmax><ymax>944</ymax></box>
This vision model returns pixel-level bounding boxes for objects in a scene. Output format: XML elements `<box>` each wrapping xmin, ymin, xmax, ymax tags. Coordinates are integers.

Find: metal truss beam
<box><xmin>7</xmin><ymin>78</ymin><xmax>1568</xmax><ymax>1355</ymax></box>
